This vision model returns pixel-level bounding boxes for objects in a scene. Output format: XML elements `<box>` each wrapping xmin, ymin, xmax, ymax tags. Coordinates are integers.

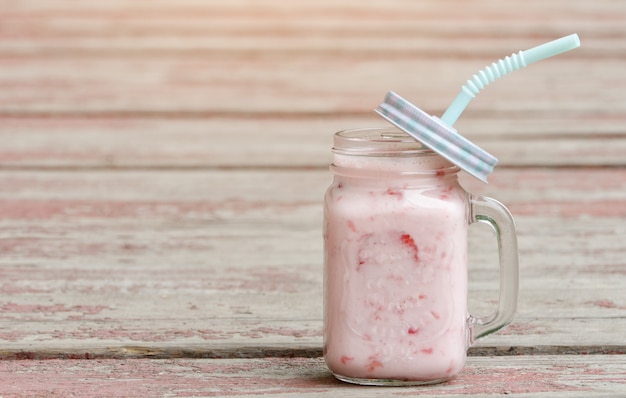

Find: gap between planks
<box><xmin>1</xmin><ymin>344</ymin><xmax>624</xmax><ymax>361</ymax></box>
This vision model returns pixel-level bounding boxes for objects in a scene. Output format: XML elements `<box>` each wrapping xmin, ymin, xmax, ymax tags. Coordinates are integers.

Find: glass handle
<box><xmin>468</xmin><ymin>195</ymin><xmax>520</xmax><ymax>344</ymax></box>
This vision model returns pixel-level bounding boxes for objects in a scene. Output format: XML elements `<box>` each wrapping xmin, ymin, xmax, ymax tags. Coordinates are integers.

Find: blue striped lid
<box><xmin>375</xmin><ymin>91</ymin><xmax>498</xmax><ymax>183</ymax></box>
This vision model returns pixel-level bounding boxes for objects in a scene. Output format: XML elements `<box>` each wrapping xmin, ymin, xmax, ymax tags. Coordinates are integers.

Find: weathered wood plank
<box><xmin>1</xmin><ymin>117</ymin><xmax>625</xmax><ymax>168</ymax></box>
<box><xmin>0</xmin><ymin>0</ymin><xmax>623</xmax><ymax>57</ymax></box>
<box><xmin>0</xmin><ymin>356</ymin><xmax>624</xmax><ymax>397</ymax></box>
<box><xmin>0</xmin><ymin>0</ymin><xmax>624</xmax><ymax>393</ymax></box>
<box><xmin>0</xmin><ymin>169</ymin><xmax>623</xmax><ymax>357</ymax></box>
<box><xmin>1</xmin><ymin>168</ymin><xmax>624</xmax><ymax>209</ymax></box>
<box><xmin>0</xmin><ymin>1</ymin><xmax>622</xmax><ymax>117</ymax></box>
<box><xmin>0</xmin><ymin>30</ymin><xmax>619</xmax><ymax>58</ymax></box>
<box><xmin>0</xmin><ymin>56</ymin><xmax>620</xmax><ymax>115</ymax></box>
<box><xmin>0</xmin><ymin>317</ymin><xmax>623</xmax><ymax>360</ymax></box>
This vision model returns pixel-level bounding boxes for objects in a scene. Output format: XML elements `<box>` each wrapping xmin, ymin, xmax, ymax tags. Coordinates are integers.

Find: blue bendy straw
<box><xmin>441</xmin><ymin>34</ymin><xmax>581</xmax><ymax>125</ymax></box>
<box><xmin>376</xmin><ymin>33</ymin><xmax>581</xmax><ymax>182</ymax></box>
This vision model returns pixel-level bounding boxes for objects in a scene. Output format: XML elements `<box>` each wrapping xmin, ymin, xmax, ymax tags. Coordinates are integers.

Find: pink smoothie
<box><xmin>323</xmin><ymin>143</ymin><xmax>470</xmax><ymax>384</ymax></box>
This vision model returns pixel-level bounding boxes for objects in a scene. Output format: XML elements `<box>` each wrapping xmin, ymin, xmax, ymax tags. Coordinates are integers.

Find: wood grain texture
<box><xmin>0</xmin><ymin>0</ymin><xmax>624</xmax><ymax>118</ymax></box>
<box><xmin>0</xmin><ymin>169</ymin><xmax>623</xmax><ymax>359</ymax></box>
<box><xmin>2</xmin><ymin>116</ymin><xmax>626</xmax><ymax>168</ymax></box>
<box><xmin>0</xmin><ymin>0</ymin><xmax>624</xmax><ymax>395</ymax></box>
<box><xmin>0</xmin><ymin>356</ymin><xmax>625</xmax><ymax>397</ymax></box>
<box><xmin>0</xmin><ymin>57</ymin><xmax>618</xmax><ymax>114</ymax></box>
<box><xmin>0</xmin><ymin>0</ymin><xmax>623</xmax><ymax>56</ymax></box>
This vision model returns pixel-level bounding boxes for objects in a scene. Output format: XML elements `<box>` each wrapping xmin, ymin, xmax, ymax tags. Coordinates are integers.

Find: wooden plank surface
<box><xmin>0</xmin><ymin>56</ymin><xmax>618</xmax><ymax>114</ymax></box>
<box><xmin>0</xmin><ymin>169</ymin><xmax>624</xmax><ymax>359</ymax></box>
<box><xmin>1</xmin><ymin>0</ymin><xmax>624</xmax><ymax>57</ymax></box>
<box><xmin>1</xmin><ymin>0</ymin><xmax>625</xmax><ymax>395</ymax></box>
<box><xmin>1</xmin><ymin>117</ymin><xmax>626</xmax><ymax>168</ymax></box>
<box><xmin>0</xmin><ymin>0</ymin><xmax>624</xmax><ymax>118</ymax></box>
<box><xmin>1</xmin><ymin>356</ymin><xmax>625</xmax><ymax>397</ymax></box>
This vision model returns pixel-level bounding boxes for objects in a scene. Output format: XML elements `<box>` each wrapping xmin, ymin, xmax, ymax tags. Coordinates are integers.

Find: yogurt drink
<box><xmin>323</xmin><ymin>128</ymin><xmax>518</xmax><ymax>385</ymax></box>
<box><xmin>322</xmin><ymin>33</ymin><xmax>574</xmax><ymax>386</ymax></box>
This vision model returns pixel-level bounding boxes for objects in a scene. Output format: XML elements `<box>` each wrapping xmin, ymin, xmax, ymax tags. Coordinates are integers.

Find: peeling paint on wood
<box><xmin>0</xmin><ymin>356</ymin><xmax>624</xmax><ymax>397</ymax></box>
<box><xmin>0</xmin><ymin>0</ymin><xmax>625</xmax><ymax>395</ymax></box>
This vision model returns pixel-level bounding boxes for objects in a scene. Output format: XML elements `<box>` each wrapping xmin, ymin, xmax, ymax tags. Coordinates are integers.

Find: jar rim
<box><xmin>333</xmin><ymin>128</ymin><xmax>435</xmax><ymax>157</ymax></box>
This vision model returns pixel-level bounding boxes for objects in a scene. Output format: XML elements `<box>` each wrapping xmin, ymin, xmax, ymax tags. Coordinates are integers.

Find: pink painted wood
<box><xmin>0</xmin><ymin>356</ymin><xmax>625</xmax><ymax>397</ymax></box>
<box><xmin>0</xmin><ymin>0</ymin><xmax>625</xmax><ymax>395</ymax></box>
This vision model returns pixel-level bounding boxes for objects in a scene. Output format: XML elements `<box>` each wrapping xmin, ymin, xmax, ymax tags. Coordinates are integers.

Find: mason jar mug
<box><xmin>323</xmin><ymin>128</ymin><xmax>519</xmax><ymax>386</ymax></box>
